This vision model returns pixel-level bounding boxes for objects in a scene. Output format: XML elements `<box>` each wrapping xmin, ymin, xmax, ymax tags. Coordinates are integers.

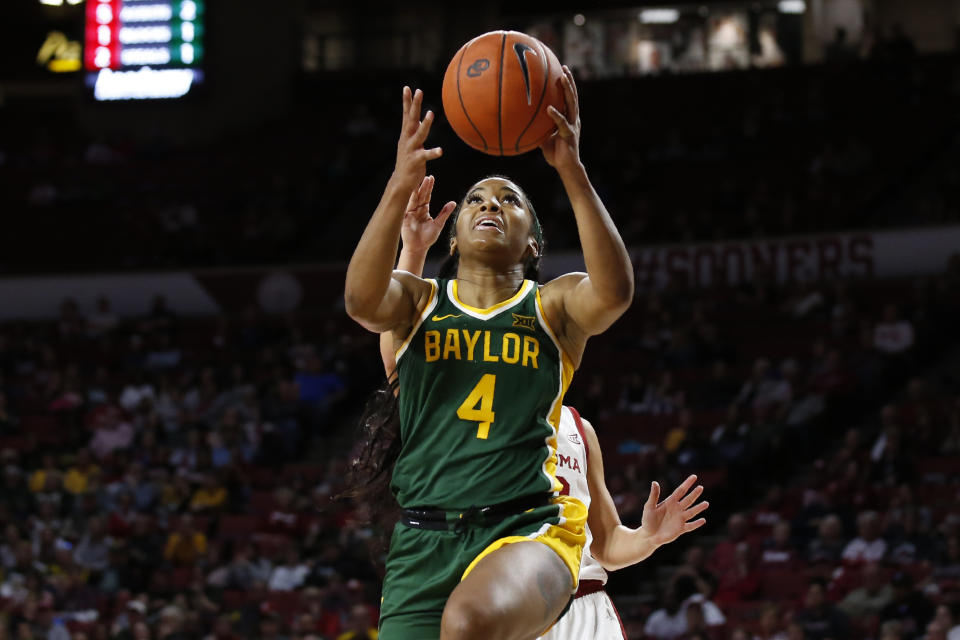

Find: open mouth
<box><xmin>474</xmin><ymin>216</ymin><xmax>504</xmax><ymax>233</ymax></box>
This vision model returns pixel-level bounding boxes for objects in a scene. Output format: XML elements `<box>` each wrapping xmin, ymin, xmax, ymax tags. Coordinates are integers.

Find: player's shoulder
<box><xmin>539</xmin><ymin>272</ymin><xmax>588</xmax><ymax>301</ymax></box>
<box><xmin>561</xmin><ymin>405</ymin><xmax>595</xmax><ymax>432</ymax></box>
<box><xmin>393</xmin><ymin>270</ymin><xmax>438</xmax><ymax>308</ymax></box>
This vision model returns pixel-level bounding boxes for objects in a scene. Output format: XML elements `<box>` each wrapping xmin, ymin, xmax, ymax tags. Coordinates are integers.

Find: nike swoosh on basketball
<box><xmin>431</xmin><ymin>314</ymin><xmax>463</xmax><ymax>321</ymax></box>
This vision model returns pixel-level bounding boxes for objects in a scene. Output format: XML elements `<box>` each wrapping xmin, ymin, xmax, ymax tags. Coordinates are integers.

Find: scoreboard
<box><xmin>83</xmin><ymin>0</ymin><xmax>205</xmax><ymax>100</ymax></box>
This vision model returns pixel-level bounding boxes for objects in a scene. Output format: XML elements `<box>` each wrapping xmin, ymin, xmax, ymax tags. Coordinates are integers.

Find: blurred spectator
<box><xmin>715</xmin><ymin>541</ymin><xmax>761</xmax><ymax>604</ymax></box>
<box><xmin>107</xmin><ymin>492</ymin><xmax>138</xmax><ymax>539</ymax></box>
<box><xmin>257</xmin><ymin>610</ymin><xmax>286</xmax><ymax>640</ymax></box>
<box><xmin>294</xmin><ymin>354</ymin><xmax>346</xmax><ymax>411</ymax></box>
<box><xmin>710</xmin><ymin>513</ymin><xmax>749</xmax><ymax>576</ymax></box>
<box><xmin>930</xmin><ymin>604</ymin><xmax>960</xmax><ymax>640</ymax></box>
<box><xmin>207</xmin><ymin>542</ymin><xmax>270</xmax><ymax>591</ymax></box>
<box><xmin>646</xmin><ymin>575</ymin><xmax>726</xmax><ymax>640</ymax></box>
<box><xmin>89</xmin><ymin>406</ymin><xmax>135</xmax><ymax>460</ymax></box>
<box><xmin>735</xmin><ymin>358</ymin><xmax>792</xmax><ymax>419</ymax></box>
<box><xmin>838</xmin><ymin>562</ymin><xmax>894</xmax><ymax>618</ymax></box>
<box><xmin>754</xmin><ymin>603</ymin><xmax>788</xmax><ymax>640</ymax></box>
<box><xmin>57</xmin><ymin>298</ymin><xmax>85</xmax><ymax>340</ymax></box>
<box><xmin>163</xmin><ymin>515</ymin><xmax>208</xmax><ymax>567</ymax></box>
<box><xmin>28</xmin><ymin>454</ymin><xmax>60</xmax><ymax>494</ymax></box>
<box><xmin>843</xmin><ymin>511</ymin><xmax>888</xmax><ymax>563</ymax></box>
<box><xmin>695</xmin><ymin>361</ymin><xmax>740</xmax><ymax>410</ymax></box>
<box><xmin>932</xmin><ymin>536</ymin><xmax>960</xmax><ymax>582</ymax></box>
<box><xmin>157</xmin><ymin>604</ymin><xmax>188</xmax><ymax>640</ymax></box>
<box><xmin>880</xmin><ymin>619</ymin><xmax>905</xmax><ymax>640</ymax></box>
<box><xmin>760</xmin><ymin>521</ymin><xmax>799</xmax><ymax>569</ymax></box>
<box><xmin>140</xmin><ymin>295</ymin><xmax>178</xmax><ymax>336</ymax></box>
<box><xmin>268</xmin><ymin>548</ymin><xmax>310</xmax><ymax>592</ymax></box>
<box><xmin>710</xmin><ymin>405</ymin><xmax>750</xmax><ymax>466</ymax></box>
<box><xmin>794</xmin><ymin>578</ymin><xmax>850</xmax><ymax>640</ymax></box>
<box><xmin>87</xmin><ymin>296</ymin><xmax>119</xmax><ymax>337</ymax></box>
<box><xmin>190</xmin><ymin>473</ymin><xmax>228</xmax><ymax>514</ymax></box>
<box><xmin>674</xmin><ymin>546</ymin><xmax>719</xmax><ymax>599</ymax></box>
<box><xmin>63</xmin><ymin>449</ymin><xmax>99</xmax><ymax>496</ymax></box>
<box><xmin>874</xmin><ymin>305</ymin><xmax>915</xmax><ymax>355</ymax></box>
<box><xmin>119</xmin><ymin>375</ymin><xmax>156</xmax><ymax>413</ymax></box>
<box><xmin>0</xmin><ymin>391</ymin><xmax>18</xmax><ymax>434</ymax></box>
<box><xmin>73</xmin><ymin>516</ymin><xmax>112</xmax><ymax>572</ymax></box>
<box><xmin>683</xmin><ymin>600</ymin><xmax>723</xmax><ymax>640</ymax></box>
<box><xmin>880</xmin><ymin>571</ymin><xmax>936</xmax><ymax>638</ymax></box>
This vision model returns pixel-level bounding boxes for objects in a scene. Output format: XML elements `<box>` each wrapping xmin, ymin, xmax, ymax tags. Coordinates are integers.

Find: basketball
<box><xmin>442</xmin><ymin>30</ymin><xmax>565</xmax><ymax>156</ymax></box>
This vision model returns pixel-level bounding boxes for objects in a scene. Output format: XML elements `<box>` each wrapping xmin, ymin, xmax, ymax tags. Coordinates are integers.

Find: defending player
<box><xmin>539</xmin><ymin>407</ymin><xmax>707</xmax><ymax>640</ymax></box>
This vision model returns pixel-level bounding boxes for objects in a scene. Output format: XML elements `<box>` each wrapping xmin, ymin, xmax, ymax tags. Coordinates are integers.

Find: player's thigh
<box><xmin>440</xmin><ymin>540</ymin><xmax>572</xmax><ymax>640</ymax></box>
<box><xmin>538</xmin><ymin>591</ymin><xmax>627</xmax><ymax>640</ymax></box>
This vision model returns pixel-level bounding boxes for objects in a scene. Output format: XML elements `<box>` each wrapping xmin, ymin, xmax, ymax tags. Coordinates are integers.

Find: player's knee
<box><xmin>440</xmin><ymin>596</ymin><xmax>506</xmax><ymax>640</ymax></box>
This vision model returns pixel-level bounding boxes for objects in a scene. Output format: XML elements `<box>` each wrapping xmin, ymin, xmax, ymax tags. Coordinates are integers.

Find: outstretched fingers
<box><xmin>435</xmin><ymin>201</ymin><xmax>458</xmax><ymax>227</ymax></box>
<box><xmin>684</xmin><ymin>518</ymin><xmax>707</xmax><ymax>533</ymax></box>
<box><xmin>401</xmin><ymin>86</ymin><xmax>412</xmax><ymax>129</ymax></box>
<box><xmin>670</xmin><ymin>474</ymin><xmax>698</xmax><ymax>502</ymax></box>
<box><xmin>686</xmin><ymin>500</ymin><xmax>710</xmax><ymax>519</ymax></box>
<box><xmin>406</xmin><ymin>176</ymin><xmax>433</xmax><ymax>214</ymax></box>
<box><xmin>679</xmin><ymin>484</ymin><xmax>705</xmax><ymax>509</ymax></box>
<box><xmin>560</xmin><ymin>65</ymin><xmax>579</xmax><ymax>122</ymax></box>
<box><xmin>412</xmin><ymin>109</ymin><xmax>435</xmax><ymax>147</ymax></box>
<box><xmin>646</xmin><ymin>481</ymin><xmax>661</xmax><ymax>508</ymax></box>
<box><xmin>407</xmin><ymin>88</ymin><xmax>424</xmax><ymax>136</ymax></box>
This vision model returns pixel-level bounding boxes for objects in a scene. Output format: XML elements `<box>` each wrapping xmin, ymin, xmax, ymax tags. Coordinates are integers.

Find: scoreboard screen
<box><xmin>84</xmin><ymin>0</ymin><xmax>205</xmax><ymax>100</ymax></box>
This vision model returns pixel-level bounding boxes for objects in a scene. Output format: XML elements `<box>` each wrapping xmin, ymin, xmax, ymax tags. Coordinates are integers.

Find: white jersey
<box><xmin>541</xmin><ymin>408</ymin><xmax>625</xmax><ymax>640</ymax></box>
<box><xmin>556</xmin><ymin>406</ymin><xmax>607</xmax><ymax>585</ymax></box>
<box><xmin>540</xmin><ymin>591</ymin><xmax>627</xmax><ymax>640</ymax></box>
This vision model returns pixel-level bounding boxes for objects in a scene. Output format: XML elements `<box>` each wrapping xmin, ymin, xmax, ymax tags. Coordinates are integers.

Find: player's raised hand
<box><xmin>539</xmin><ymin>65</ymin><xmax>582</xmax><ymax>172</ymax></box>
<box><xmin>401</xmin><ymin>175</ymin><xmax>457</xmax><ymax>255</ymax></box>
<box><xmin>395</xmin><ymin>87</ymin><xmax>443</xmax><ymax>190</ymax></box>
<box><xmin>639</xmin><ymin>475</ymin><xmax>709</xmax><ymax>547</ymax></box>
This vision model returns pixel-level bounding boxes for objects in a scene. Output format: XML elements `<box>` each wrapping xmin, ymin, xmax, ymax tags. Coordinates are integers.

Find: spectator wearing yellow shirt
<box><xmin>63</xmin><ymin>449</ymin><xmax>100</xmax><ymax>496</ymax></box>
<box><xmin>28</xmin><ymin>454</ymin><xmax>61</xmax><ymax>493</ymax></box>
<box><xmin>163</xmin><ymin>515</ymin><xmax>207</xmax><ymax>567</ymax></box>
<box><xmin>189</xmin><ymin>473</ymin><xmax>227</xmax><ymax>514</ymax></box>
<box><xmin>336</xmin><ymin>604</ymin><xmax>378</xmax><ymax>640</ymax></box>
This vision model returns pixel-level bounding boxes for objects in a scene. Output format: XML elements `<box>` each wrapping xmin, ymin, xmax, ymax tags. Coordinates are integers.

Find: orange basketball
<box><xmin>442</xmin><ymin>30</ymin><xmax>565</xmax><ymax>156</ymax></box>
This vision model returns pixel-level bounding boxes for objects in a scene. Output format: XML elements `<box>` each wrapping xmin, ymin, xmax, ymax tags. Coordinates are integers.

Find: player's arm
<box><xmin>345</xmin><ymin>87</ymin><xmax>456</xmax><ymax>334</ymax></box>
<box><xmin>378</xmin><ymin>177</ymin><xmax>453</xmax><ymax>379</ymax></box>
<box><xmin>582</xmin><ymin>417</ymin><xmax>709</xmax><ymax>571</ymax></box>
<box><xmin>539</xmin><ymin>66</ymin><xmax>634</xmax><ymax>341</ymax></box>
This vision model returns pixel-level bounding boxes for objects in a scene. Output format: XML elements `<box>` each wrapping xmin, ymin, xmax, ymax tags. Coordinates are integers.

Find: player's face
<box><xmin>454</xmin><ymin>178</ymin><xmax>538</xmax><ymax>264</ymax></box>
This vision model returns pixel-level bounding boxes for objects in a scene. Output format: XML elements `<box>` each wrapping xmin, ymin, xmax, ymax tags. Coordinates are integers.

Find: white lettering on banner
<box><xmin>635</xmin><ymin>235</ymin><xmax>877</xmax><ymax>288</ymax></box>
<box><xmin>527</xmin><ymin>226</ymin><xmax>960</xmax><ymax>286</ymax></box>
<box><xmin>0</xmin><ymin>227</ymin><xmax>957</xmax><ymax>320</ymax></box>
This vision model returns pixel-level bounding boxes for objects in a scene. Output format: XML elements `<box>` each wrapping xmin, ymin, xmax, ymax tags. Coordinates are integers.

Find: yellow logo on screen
<box><xmin>36</xmin><ymin>31</ymin><xmax>81</xmax><ymax>73</ymax></box>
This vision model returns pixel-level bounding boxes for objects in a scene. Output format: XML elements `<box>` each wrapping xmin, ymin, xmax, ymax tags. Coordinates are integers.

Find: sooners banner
<box><xmin>0</xmin><ymin>227</ymin><xmax>957</xmax><ymax>320</ymax></box>
<box><xmin>542</xmin><ymin>226</ymin><xmax>960</xmax><ymax>289</ymax></box>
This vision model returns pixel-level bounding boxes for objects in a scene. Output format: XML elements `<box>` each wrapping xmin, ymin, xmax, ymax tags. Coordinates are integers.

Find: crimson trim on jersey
<box><xmin>566</xmin><ymin>406</ymin><xmax>589</xmax><ymax>461</ymax></box>
<box><xmin>609</xmin><ymin>591</ymin><xmax>629</xmax><ymax>639</ymax></box>
<box><xmin>574</xmin><ymin>579</ymin><xmax>604</xmax><ymax>598</ymax></box>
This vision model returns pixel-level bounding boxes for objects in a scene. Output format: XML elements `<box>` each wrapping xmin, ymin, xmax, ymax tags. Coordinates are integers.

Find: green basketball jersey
<box><xmin>393</xmin><ymin>278</ymin><xmax>574</xmax><ymax>510</ymax></box>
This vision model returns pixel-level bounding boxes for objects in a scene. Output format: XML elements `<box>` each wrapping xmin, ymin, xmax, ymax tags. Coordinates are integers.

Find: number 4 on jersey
<box><xmin>457</xmin><ymin>374</ymin><xmax>496</xmax><ymax>439</ymax></box>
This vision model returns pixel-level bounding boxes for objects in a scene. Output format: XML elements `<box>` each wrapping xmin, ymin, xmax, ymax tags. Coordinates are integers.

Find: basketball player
<box><xmin>346</xmin><ymin>65</ymin><xmax>633</xmax><ymax>639</ymax></box>
<box><xmin>540</xmin><ymin>407</ymin><xmax>707</xmax><ymax>640</ymax></box>
<box><xmin>377</xmin><ymin>187</ymin><xmax>708</xmax><ymax>640</ymax></box>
